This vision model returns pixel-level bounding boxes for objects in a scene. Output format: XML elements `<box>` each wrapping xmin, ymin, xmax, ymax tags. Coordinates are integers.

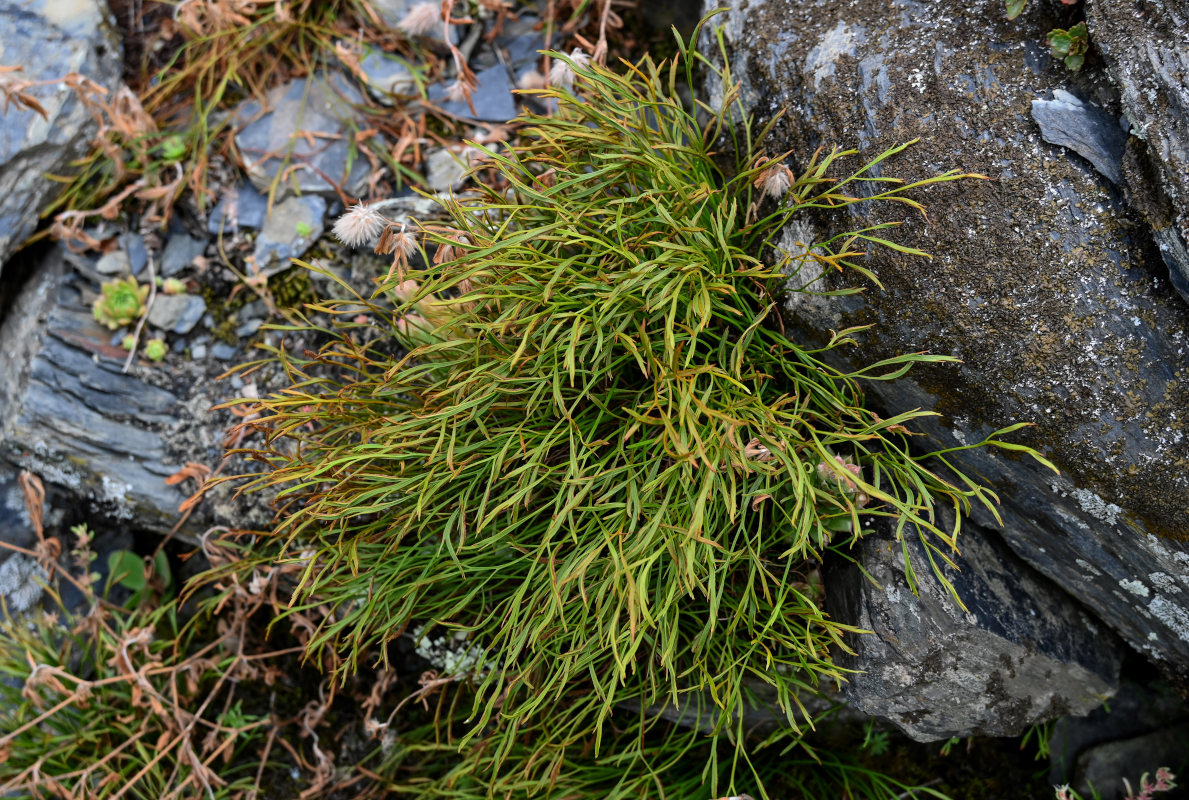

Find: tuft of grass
<box><xmin>222</xmin><ymin>14</ymin><xmax>1050</xmax><ymax>797</ymax></box>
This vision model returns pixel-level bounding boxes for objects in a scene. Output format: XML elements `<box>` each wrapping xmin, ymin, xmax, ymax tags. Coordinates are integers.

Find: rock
<box><xmin>0</xmin><ymin>248</ymin><xmax>189</xmax><ymax>529</ymax></box>
<box><xmin>428</xmin><ymin>63</ymin><xmax>518</xmax><ymax>122</ymax></box>
<box><xmin>0</xmin><ymin>467</ymin><xmax>47</xmax><ymax>614</ymax></box>
<box><xmin>95</xmin><ymin>249</ymin><xmax>132</xmax><ymax>275</ymax></box>
<box><xmin>207</xmin><ymin>181</ymin><xmax>269</xmax><ymax>234</ymax></box>
<box><xmin>234</xmin><ymin>318</ymin><xmax>263</xmax><ymax>339</ymax></box>
<box><xmin>211</xmin><ymin>342</ymin><xmax>238</xmax><ymax>361</ymax></box>
<box><xmin>160</xmin><ymin>233</ymin><xmax>207</xmax><ymax>276</ymax></box>
<box><xmin>233</xmin><ymin>72</ymin><xmax>372</xmax><ymax>199</ymax></box>
<box><xmin>1031</xmin><ymin>89</ymin><xmax>1128</xmax><ymax>184</ymax></box>
<box><xmin>711</xmin><ymin>0</ymin><xmax>1189</xmax><ymax>678</ymax></box>
<box><xmin>360</xmin><ymin>48</ymin><xmax>417</xmax><ymax>103</ymax></box>
<box><xmin>1087</xmin><ymin>0</ymin><xmax>1189</xmax><ymax>305</ymax></box>
<box><xmin>146</xmin><ymin>293</ymin><xmax>207</xmax><ymax>335</ymax></box>
<box><xmin>0</xmin><ymin>0</ymin><xmax>122</xmax><ymax>276</ymax></box>
<box><xmin>825</xmin><ymin>517</ymin><xmax>1121</xmax><ymax>741</ymax></box>
<box><xmin>252</xmin><ymin>194</ymin><xmax>326</xmax><ymax>273</ymax></box>
<box><xmin>120</xmin><ymin>232</ymin><xmax>147</xmax><ymax>275</ymax></box>
<box><xmin>1050</xmin><ymin>680</ymin><xmax>1189</xmax><ymax>786</ymax></box>
<box><xmin>425</xmin><ymin>147</ymin><xmax>471</xmax><ymax>192</ymax></box>
<box><xmin>1073</xmin><ymin>724</ymin><xmax>1189</xmax><ymax>800</ymax></box>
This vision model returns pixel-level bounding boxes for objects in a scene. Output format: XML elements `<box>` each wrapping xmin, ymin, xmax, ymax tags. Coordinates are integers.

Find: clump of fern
<box><xmin>227</xmin><ymin>16</ymin><xmax>1046</xmax><ymax>797</ymax></box>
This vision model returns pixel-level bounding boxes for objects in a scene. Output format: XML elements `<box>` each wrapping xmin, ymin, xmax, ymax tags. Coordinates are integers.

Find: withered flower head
<box><xmin>753</xmin><ymin>159</ymin><xmax>795</xmax><ymax>200</ymax></box>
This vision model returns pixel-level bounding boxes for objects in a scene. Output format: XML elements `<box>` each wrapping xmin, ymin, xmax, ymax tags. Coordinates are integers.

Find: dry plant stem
<box><xmin>122</xmin><ymin>252</ymin><xmax>158</xmax><ymax>373</ymax></box>
<box><xmin>593</xmin><ymin>0</ymin><xmax>612</xmax><ymax>64</ymax></box>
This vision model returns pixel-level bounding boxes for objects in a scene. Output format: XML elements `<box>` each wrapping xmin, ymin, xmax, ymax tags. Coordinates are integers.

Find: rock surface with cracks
<box><xmin>707</xmin><ymin>0</ymin><xmax>1189</xmax><ymax>683</ymax></box>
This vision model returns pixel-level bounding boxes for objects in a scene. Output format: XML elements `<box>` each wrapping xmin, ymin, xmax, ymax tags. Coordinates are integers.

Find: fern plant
<box><xmin>225</xmin><ymin>15</ymin><xmax>1049</xmax><ymax>797</ymax></box>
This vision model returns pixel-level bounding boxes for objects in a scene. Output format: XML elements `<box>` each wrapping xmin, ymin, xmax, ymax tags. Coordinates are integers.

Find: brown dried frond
<box><xmin>0</xmin><ymin>65</ymin><xmax>49</xmax><ymax>119</ymax></box>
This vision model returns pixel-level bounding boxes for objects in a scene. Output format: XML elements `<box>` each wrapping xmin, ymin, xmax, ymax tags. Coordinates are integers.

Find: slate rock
<box><xmin>211</xmin><ymin>342</ymin><xmax>238</xmax><ymax>361</ymax></box>
<box><xmin>147</xmin><ymin>293</ymin><xmax>207</xmax><ymax>335</ymax></box>
<box><xmin>0</xmin><ymin>467</ymin><xmax>46</xmax><ymax>614</ymax></box>
<box><xmin>0</xmin><ymin>0</ymin><xmax>122</xmax><ymax>276</ymax></box>
<box><xmin>825</xmin><ymin>518</ymin><xmax>1121</xmax><ymax>741</ymax></box>
<box><xmin>1073</xmin><ymin>724</ymin><xmax>1189</xmax><ymax>800</ymax></box>
<box><xmin>252</xmin><ymin>194</ymin><xmax>326</xmax><ymax>273</ymax></box>
<box><xmin>0</xmin><ymin>248</ymin><xmax>189</xmax><ymax>529</ymax></box>
<box><xmin>207</xmin><ymin>181</ymin><xmax>269</xmax><ymax>234</ymax></box>
<box><xmin>95</xmin><ymin>249</ymin><xmax>132</xmax><ymax>275</ymax></box>
<box><xmin>711</xmin><ymin>0</ymin><xmax>1189</xmax><ymax>678</ymax></box>
<box><xmin>1031</xmin><ymin>89</ymin><xmax>1128</xmax><ymax>184</ymax></box>
<box><xmin>160</xmin><ymin>233</ymin><xmax>207</xmax><ymax>276</ymax></box>
<box><xmin>1087</xmin><ymin>0</ymin><xmax>1189</xmax><ymax>306</ymax></box>
<box><xmin>425</xmin><ymin>147</ymin><xmax>472</xmax><ymax>192</ymax></box>
<box><xmin>360</xmin><ymin>48</ymin><xmax>417</xmax><ymax>103</ymax></box>
<box><xmin>233</xmin><ymin>72</ymin><xmax>371</xmax><ymax>198</ymax></box>
<box><xmin>120</xmin><ymin>232</ymin><xmax>147</xmax><ymax>275</ymax></box>
<box><xmin>428</xmin><ymin>63</ymin><xmax>518</xmax><ymax>122</ymax></box>
<box><xmin>1050</xmin><ymin>680</ymin><xmax>1189</xmax><ymax>786</ymax></box>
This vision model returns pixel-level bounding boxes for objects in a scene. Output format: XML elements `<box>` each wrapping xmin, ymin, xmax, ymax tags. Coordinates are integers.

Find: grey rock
<box><xmin>252</xmin><ymin>194</ymin><xmax>326</xmax><ymax>273</ymax></box>
<box><xmin>207</xmin><ymin>181</ymin><xmax>269</xmax><ymax>234</ymax></box>
<box><xmin>1088</xmin><ymin>0</ymin><xmax>1189</xmax><ymax>306</ymax></box>
<box><xmin>1050</xmin><ymin>680</ymin><xmax>1189</xmax><ymax>785</ymax></box>
<box><xmin>160</xmin><ymin>233</ymin><xmax>207</xmax><ymax>276</ymax></box>
<box><xmin>190</xmin><ymin>343</ymin><xmax>207</xmax><ymax>360</ymax></box>
<box><xmin>233</xmin><ymin>72</ymin><xmax>372</xmax><ymax>199</ymax></box>
<box><xmin>120</xmin><ymin>232</ymin><xmax>147</xmax><ymax>275</ymax></box>
<box><xmin>826</xmin><ymin>518</ymin><xmax>1121</xmax><ymax>741</ymax></box>
<box><xmin>425</xmin><ymin>148</ymin><xmax>471</xmax><ymax>192</ymax></box>
<box><xmin>712</xmin><ymin>0</ymin><xmax>1189</xmax><ymax>678</ymax></box>
<box><xmin>1032</xmin><ymin>89</ymin><xmax>1127</xmax><ymax>184</ymax></box>
<box><xmin>95</xmin><ymin>249</ymin><xmax>132</xmax><ymax>275</ymax></box>
<box><xmin>0</xmin><ymin>248</ymin><xmax>189</xmax><ymax>530</ymax></box>
<box><xmin>0</xmin><ymin>467</ymin><xmax>45</xmax><ymax>613</ymax></box>
<box><xmin>360</xmin><ymin>48</ymin><xmax>417</xmax><ymax>103</ymax></box>
<box><xmin>235</xmin><ymin>318</ymin><xmax>264</xmax><ymax>339</ymax></box>
<box><xmin>211</xmin><ymin>342</ymin><xmax>238</xmax><ymax>361</ymax></box>
<box><xmin>428</xmin><ymin>63</ymin><xmax>518</xmax><ymax>122</ymax></box>
<box><xmin>0</xmin><ymin>553</ymin><xmax>48</xmax><ymax>615</ymax></box>
<box><xmin>1073</xmin><ymin>724</ymin><xmax>1189</xmax><ymax>800</ymax></box>
<box><xmin>146</xmin><ymin>293</ymin><xmax>207</xmax><ymax>335</ymax></box>
<box><xmin>0</xmin><ymin>0</ymin><xmax>122</xmax><ymax>276</ymax></box>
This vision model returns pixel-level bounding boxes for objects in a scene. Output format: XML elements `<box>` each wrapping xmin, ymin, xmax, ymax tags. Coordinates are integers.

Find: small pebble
<box><xmin>211</xmin><ymin>342</ymin><xmax>238</xmax><ymax>361</ymax></box>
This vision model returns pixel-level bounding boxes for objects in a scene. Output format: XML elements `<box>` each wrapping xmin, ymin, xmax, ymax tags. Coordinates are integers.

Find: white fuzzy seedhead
<box><xmin>548</xmin><ymin>49</ymin><xmax>591</xmax><ymax>92</ymax></box>
<box><xmin>754</xmin><ymin>162</ymin><xmax>795</xmax><ymax>200</ymax></box>
<box><xmin>397</xmin><ymin>2</ymin><xmax>440</xmax><ymax>37</ymax></box>
<box><xmin>333</xmin><ymin>203</ymin><xmax>388</xmax><ymax>248</ymax></box>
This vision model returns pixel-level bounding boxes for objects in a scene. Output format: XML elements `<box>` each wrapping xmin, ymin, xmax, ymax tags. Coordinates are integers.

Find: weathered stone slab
<box><xmin>232</xmin><ymin>72</ymin><xmax>371</xmax><ymax>199</ymax></box>
<box><xmin>0</xmin><ymin>248</ymin><xmax>189</xmax><ymax>529</ymax></box>
<box><xmin>0</xmin><ymin>0</ymin><xmax>122</xmax><ymax>275</ymax></box>
<box><xmin>710</xmin><ymin>0</ymin><xmax>1189</xmax><ymax>679</ymax></box>
<box><xmin>1087</xmin><ymin>0</ymin><xmax>1189</xmax><ymax>304</ymax></box>
<box><xmin>825</xmin><ymin>518</ymin><xmax>1121</xmax><ymax>741</ymax></box>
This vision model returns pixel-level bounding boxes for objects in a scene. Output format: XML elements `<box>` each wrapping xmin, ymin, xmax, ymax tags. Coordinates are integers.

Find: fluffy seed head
<box><xmin>397</xmin><ymin>2</ymin><xmax>440</xmax><ymax>36</ymax></box>
<box><xmin>754</xmin><ymin>161</ymin><xmax>794</xmax><ymax>200</ymax></box>
<box><xmin>548</xmin><ymin>49</ymin><xmax>591</xmax><ymax>92</ymax></box>
<box><xmin>333</xmin><ymin>203</ymin><xmax>388</xmax><ymax>248</ymax></box>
